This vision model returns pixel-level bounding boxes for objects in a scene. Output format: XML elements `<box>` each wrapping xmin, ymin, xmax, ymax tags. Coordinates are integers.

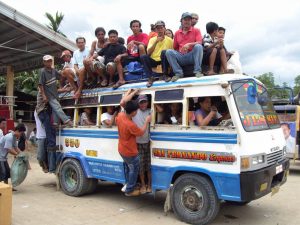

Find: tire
<box><xmin>171</xmin><ymin>173</ymin><xmax>220</xmax><ymax>225</ymax></box>
<box><xmin>59</xmin><ymin>158</ymin><xmax>89</xmax><ymax>196</ymax></box>
<box><xmin>85</xmin><ymin>178</ymin><xmax>98</xmax><ymax>194</ymax></box>
<box><xmin>225</xmin><ymin>200</ymin><xmax>251</xmax><ymax>206</ymax></box>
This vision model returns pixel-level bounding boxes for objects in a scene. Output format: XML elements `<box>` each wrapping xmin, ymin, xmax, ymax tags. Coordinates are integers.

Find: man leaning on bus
<box><xmin>116</xmin><ymin>95</ymin><xmax>151</xmax><ymax>196</ymax></box>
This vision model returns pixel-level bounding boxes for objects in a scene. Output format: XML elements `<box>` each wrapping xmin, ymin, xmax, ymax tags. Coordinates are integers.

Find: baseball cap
<box><xmin>154</xmin><ymin>20</ymin><xmax>165</xmax><ymax>27</ymax></box>
<box><xmin>181</xmin><ymin>12</ymin><xmax>192</xmax><ymax>20</ymax></box>
<box><xmin>137</xmin><ymin>95</ymin><xmax>148</xmax><ymax>103</ymax></box>
<box><xmin>61</xmin><ymin>50</ymin><xmax>72</xmax><ymax>58</ymax></box>
<box><xmin>43</xmin><ymin>55</ymin><xmax>53</xmax><ymax>61</ymax></box>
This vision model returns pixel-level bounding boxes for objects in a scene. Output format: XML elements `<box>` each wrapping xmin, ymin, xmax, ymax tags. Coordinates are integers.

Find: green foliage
<box><xmin>293</xmin><ymin>75</ymin><xmax>300</xmax><ymax>95</ymax></box>
<box><xmin>45</xmin><ymin>11</ymin><xmax>66</xmax><ymax>37</ymax></box>
<box><xmin>14</xmin><ymin>70</ymin><xmax>39</xmax><ymax>96</ymax></box>
<box><xmin>254</xmin><ymin>72</ymin><xmax>275</xmax><ymax>89</ymax></box>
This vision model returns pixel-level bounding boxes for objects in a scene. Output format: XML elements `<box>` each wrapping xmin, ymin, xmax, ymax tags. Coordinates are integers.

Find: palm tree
<box><xmin>45</xmin><ymin>11</ymin><xmax>66</xmax><ymax>37</ymax></box>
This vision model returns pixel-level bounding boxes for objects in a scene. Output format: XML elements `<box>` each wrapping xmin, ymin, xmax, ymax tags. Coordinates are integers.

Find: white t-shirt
<box><xmin>101</xmin><ymin>112</ymin><xmax>113</xmax><ymax>128</ymax></box>
<box><xmin>133</xmin><ymin>108</ymin><xmax>151</xmax><ymax>144</ymax></box>
<box><xmin>0</xmin><ymin>129</ymin><xmax>3</xmax><ymax>139</ymax></box>
<box><xmin>73</xmin><ymin>48</ymin><xmax>90</xmax><ymax>69</ymax></box>
<box><xmin>286</xmin><ymin>135</ymin><xmax>296</xmax><ymax>154</ymax></box>
<box><xmin>34</xmin><ymin>110</ymin><xmax>46</xmax><ymax>139</ymax></box>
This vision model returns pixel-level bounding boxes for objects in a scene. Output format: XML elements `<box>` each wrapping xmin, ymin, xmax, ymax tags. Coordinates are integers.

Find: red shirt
<box><xmin>116</xmin><ymin>112</ymin><xmax>144</xmax><ymax>157</ymax></box>
<box><xmin>174</xmin><ymin>27</ymin><xmax>202</xmax><ymax>53</ymax></box>
<box><xmin>127</xmin><ymin>33</ymin><xmax>149</xmax><ymax>57</ymax></box>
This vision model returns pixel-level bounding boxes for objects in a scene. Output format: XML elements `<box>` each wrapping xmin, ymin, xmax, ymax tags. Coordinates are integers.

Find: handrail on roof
<box><xmin>0</xmin><ymin>95</ymin><xmax>17</xmax><ymax>106</ymax></box>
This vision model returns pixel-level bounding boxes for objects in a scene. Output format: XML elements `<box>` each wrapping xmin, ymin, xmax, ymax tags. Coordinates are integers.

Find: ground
<box><xmin>9</xmin><ymin>147</ymin><xmax>300</xmax><ymax>225</ymax></box>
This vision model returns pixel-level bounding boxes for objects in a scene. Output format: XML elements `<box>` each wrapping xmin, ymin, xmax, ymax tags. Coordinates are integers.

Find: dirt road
<box><xmin>10</xmin><ymin>152</ymin><xmax>300</xmax><ymax>225</ymax></box>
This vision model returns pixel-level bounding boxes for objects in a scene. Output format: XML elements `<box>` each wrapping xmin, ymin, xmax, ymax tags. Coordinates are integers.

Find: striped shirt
<box><xmin>202</xmin><ymin>33</ymin><xmax>214</xmax><ymax>49</ymax></box>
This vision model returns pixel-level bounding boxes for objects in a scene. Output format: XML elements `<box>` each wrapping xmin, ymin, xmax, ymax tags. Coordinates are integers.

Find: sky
<box><xmin>2</xmin><ymin>0</ymin><xmax>300</xmax><ymax>86</ymax></box>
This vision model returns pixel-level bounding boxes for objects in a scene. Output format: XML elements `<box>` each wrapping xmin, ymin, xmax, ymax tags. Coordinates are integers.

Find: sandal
<box><xmin>146</xmin><ymin>186</ymin><xmax>152</xmax><ymax>193</ymax></box>
<box><xmin>112</xmin><ymin>81</ymin><xmax>125</xmax><ymax>89</ymax></box>
<box><xmin>140</xmin><ymin>186</ymin><xmax>147</xmax><ymax>194</ymax></box>
<box><xmin>101</xmin><ymin>79</ymin><xmax>108</xmax><ymax>87</ymax></box>
<box><xmin>108</xmin><ymin>82</ymin><xmax>115</xmax><ymax>87</ymax></box>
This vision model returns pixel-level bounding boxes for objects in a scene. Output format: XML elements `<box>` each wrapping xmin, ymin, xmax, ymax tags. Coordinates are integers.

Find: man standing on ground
<box><xmin>166</xmin><ymin>12</ymin><xmax>204</xmax><ymax>82</ymax></box>
<box><xmin>0</xmin><ymin>123</ymin><xmax>25</xmax><ymax>184</ymax></box>
<box><xmin>117</xmin><ymin>90</ymin><xmax>151</xmax><ymax>196</ymax></box>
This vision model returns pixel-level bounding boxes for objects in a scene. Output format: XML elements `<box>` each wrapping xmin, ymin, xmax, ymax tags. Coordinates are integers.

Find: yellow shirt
<box><xmin>147</xmin><ymin>36</ymin><xmax>173</xmax><ymax>61</ymax></box>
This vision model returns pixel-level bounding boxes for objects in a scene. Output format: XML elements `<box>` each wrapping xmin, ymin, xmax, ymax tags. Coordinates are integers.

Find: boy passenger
<box><xmin>117</xmin><ymin>90</ymin><xmax>151</xmax><ymax>196</ymax></box>
<box><xmin>165</xmin><ymin>12</ymin><xmax>204</xmax><ymax>81</ymax></box>
<box><xmin>97</xmin><ymin>30</ymin><xmax>127</xmax><ymax>87</ymax></box>
<box><xmin>120</xmin><ymin>90</ymin><xmax>152</xmax><ymax>193</ymax></box>
<box><xmin>140</xmin><ymin>20</ymin><xmax>173</xmax><ymax>87</ymax></box>
<box><xmin>101</xmin><ymin>106</ymin><xmax>117</xmax><ymax>128</ymax></box>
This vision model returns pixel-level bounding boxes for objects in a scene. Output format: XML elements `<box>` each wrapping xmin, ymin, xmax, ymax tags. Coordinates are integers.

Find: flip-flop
<box><xmin>101</xmin><ymin>79</ymin><xmax>108</xmax><ymax>87</ymax></box>
<box><xmin>112</xmin><ymin>81</ymin><xmax>125</xmax><ymax>89</ymax></box>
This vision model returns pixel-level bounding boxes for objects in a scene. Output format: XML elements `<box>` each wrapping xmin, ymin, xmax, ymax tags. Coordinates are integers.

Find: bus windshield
<box><xmin>232</xmin><ymin>80</ymin><xmax>281</xmax><ymax>132</ymax></box>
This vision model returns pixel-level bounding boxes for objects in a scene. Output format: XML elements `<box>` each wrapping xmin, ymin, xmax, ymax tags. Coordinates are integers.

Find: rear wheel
<box><xmin>171</xmin><ymin>173</ymin><xmax>220</xmax><ymax>225</ymax></box>
<box><xmin>59</xmin><ymin>158</ymin><xmax>89</xmax><ymax>196</ymax></box>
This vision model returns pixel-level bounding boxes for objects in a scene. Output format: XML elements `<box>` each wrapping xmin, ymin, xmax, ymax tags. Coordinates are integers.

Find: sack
<box><xmin>10</xmin><ymin>152</ymin><xmax>29</xmax><ymax>187</ymax></box>
<box><xmin>227</xmin><ymin>51</ymin><xmax>243</xmax><ymax>74</ymax></box>
<box><xmin>126</xmin><ymin>61</ymin><xmax>144</xmax><ymax>74</ymax></box>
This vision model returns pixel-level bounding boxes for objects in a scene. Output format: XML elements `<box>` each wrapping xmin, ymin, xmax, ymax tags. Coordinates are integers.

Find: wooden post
<box><xmin>6</xmin><ymin>65</ymin><xmax>14</xmax><ymax>119</ymax></box>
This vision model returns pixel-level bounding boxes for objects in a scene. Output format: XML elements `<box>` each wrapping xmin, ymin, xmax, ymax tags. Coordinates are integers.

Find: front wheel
<box><xmin>59</xmin><ymin>158</ymin><xmax>89</xmax><ymax>196</ymax></box>
<box><xmin>171</xmin><ymin>173</ymin><xmax>220</xmax><ymax>225</ymax></box>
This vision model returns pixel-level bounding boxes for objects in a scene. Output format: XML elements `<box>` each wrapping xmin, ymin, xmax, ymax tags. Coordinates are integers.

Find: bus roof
<box><xmin>60</xmin><ymin>74</ymin><xmax>257</xmax><ymax>99</ymax></box>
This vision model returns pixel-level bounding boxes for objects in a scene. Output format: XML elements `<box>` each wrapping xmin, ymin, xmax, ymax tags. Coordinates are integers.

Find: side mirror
<box><xmin>247</xmin><ymin>85</ymin><xmax>257</xmax><ymax>104</ymax></box>
<box><xmin>258</xmin><ymin>95</ymin><xmax>268</xmax><ymax>106</ymax></box>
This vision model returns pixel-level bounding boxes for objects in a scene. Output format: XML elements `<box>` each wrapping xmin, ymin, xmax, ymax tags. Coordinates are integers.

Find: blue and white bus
<box><xmin>56</xmin><ymin>74</ymin><xmax>289</xmax><ymax>225</ymax></box>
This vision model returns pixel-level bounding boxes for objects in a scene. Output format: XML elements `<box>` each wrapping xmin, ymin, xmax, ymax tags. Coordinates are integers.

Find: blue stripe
<box><xmin>60</xmin><ymin>129</ymin><xmax>237</xmax><ymax>144</ymax></box>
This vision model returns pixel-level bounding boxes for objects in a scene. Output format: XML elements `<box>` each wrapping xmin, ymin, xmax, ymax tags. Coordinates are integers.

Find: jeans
<box><xmin>48</xmin><ymin>98</ymin><xmax>70</xmax><ymax>124</ymax></box>
<box><xmin>38</xmin><ymin>109</ymin><xmax>56</xmax><ymax>149</ymax></box>
<box><xmin>165</xmin><ymin>44</ymin><xmax>203</xmax><ymax>76</ymax></box>
<box><xmin>140</xmin><ymin>55</ymin><xmax>160</xmax><ymax>77</ymax></box>
<box><xmin>48</xmin><ymin>151</ymin><xmax>63</xmax><ymax>173</ymax></box>
<box><xmin>121</xmin><ymin>154</ymin><xmax>140</xmax><ymax>193</ymax></box>
<box><xmin>37</xmin><ymin>138</ymin><xmax>47</xmax><ymax>163</ymax></box>
<box><xmin>160</xmin><ymin>50</ymin><xmax>172</xmax><ymax>75</ymax></box>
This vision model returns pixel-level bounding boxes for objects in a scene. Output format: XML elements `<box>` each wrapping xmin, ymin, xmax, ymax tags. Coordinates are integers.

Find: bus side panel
<box><xmin>151</xmin><ymin>165</ymin><xmax>241</xmax><ymax>201</ymax></box>
<box><xmin>63</xmin><ymin>152</ymin><xmax>125</xmax><ymax>184</ymax></box>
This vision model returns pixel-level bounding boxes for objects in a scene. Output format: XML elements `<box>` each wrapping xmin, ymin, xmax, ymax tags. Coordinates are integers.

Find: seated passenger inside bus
<box><xmin>80</xmin><ymin>108</ymin><xmax>95</xmax><ymax>126</ymax></box>
<box><xmin>195</xmin><ymin>97</ymin><xmax>230</xmax><ymax>126</ymax></box>
<box><xmin>155</xmin><ymin>103</ymin><xmax>182</xmax><ymax>125</ymax></box>
<box><xmin>101</xmin><ymin>106</ymin><xmax>118</xmax><ymax>128</ymax></box>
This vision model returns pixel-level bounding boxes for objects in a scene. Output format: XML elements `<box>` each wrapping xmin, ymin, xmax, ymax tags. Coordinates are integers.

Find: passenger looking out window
<box><xmin>80</xmin><ymin>108</ymin><xmax>95</xmax><ymax>126</ymax></box>
<box><xmin>156</xmin><ymin>103</ymin><xmax>182</xmax><ymax>125</ymax></box>
<box><xmin>101</xmin><ymin>106</ymin><xmax>118</xmax><ymax>128</ymax></box>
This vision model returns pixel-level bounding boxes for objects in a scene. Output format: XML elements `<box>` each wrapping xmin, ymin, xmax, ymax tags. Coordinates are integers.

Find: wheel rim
<box><xmin>64</xmin><ymin>167</ymin><xmax>78</xmax><ymax>190</ymax></box>
<box><xmin>180</xmin><ymin>185</ymin><xmax>204</xmax><ymax>213</ymax></box>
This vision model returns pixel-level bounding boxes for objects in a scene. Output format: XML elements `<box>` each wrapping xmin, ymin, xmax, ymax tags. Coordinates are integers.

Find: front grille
<box><xmin>266</xmin><ymin>150</ymin><xmax>283</xmax><ymax>165</ymax></box>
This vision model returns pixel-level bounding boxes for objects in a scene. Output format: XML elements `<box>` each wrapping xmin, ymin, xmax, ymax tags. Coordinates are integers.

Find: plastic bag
<box><xmin>227</xmin><ymin>51</ymin><xmax>243</xmax><ymax>74</ymax></box>
<box><xmin>10</xmin><ymin>152</ymin><xmax>29</xmax><ymax>187</ymax></box>
<box><xmin>126</xmin><ymin>61</ymin><xmax>144</xmax><ymax>74</ymax></box>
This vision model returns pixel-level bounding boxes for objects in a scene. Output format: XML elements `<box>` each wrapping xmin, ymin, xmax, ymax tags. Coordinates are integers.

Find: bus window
<box><xmin>78</xmin><ymin>107</ymin><xmax>97</xmax><ymax>126</ymax></box>
<box><xmin>155</xmin><ymin>103</ymin><xmax>182</xmax><ymax>125</ymax></box>
<box><xmin>100</xmin><ymin>106</ymin><xmax>120</xmax><ymax>128</ymax></box>
<box><xmin>191</xmin><ymin>96</ymin><xmax>231</xmax><ymax>127</ymax></box>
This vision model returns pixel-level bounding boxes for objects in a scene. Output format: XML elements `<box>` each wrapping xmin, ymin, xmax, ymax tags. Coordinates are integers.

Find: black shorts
<box><xmin>0</xmin><ymin>161</ymin><xmax>10</xmax><ymax>181</ymax></box>
<box><xmin>138</xmin><ymin>143</ymin><xmax>151</xmax><ymax>173</ymax></box>
<box><xmin>203</xmin><ymin>47</ymin><xmax>221</xmax><ymax>67</ymax></box>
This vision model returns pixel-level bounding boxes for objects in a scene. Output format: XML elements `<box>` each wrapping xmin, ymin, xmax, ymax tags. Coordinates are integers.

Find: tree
<box><xmin>45</xmin><ymin>11</ymin><xmax>66</xmax><ymax>37</ymax></box>
<box><xmin>293</xmin><ymin>75</ymin><xmax>300</xmax><ymax>95</ymax></box>
<box><xmin>254</xmin><ymin>72</ymin><xmax>275</xmax><ymax>89</ymax></box>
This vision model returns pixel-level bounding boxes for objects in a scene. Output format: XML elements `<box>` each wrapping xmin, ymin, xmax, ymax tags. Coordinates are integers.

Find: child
<box><xmin>80</xmin><ymin>108</ymin><xmax>95</xmax><ymax>126</ymax></box>
<box><xmin>38</xmin><ymin>55</ymin><xmax>73</xmax><ymax>126</ymax></box>
<box><xmin>202</xmin><ymin>22</ymin><xmax>233</xmax><ymax>75</ymax></box>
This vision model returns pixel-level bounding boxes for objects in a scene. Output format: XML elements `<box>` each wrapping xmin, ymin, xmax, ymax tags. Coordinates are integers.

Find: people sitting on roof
<box><xmin>60</xmin><ymin>50</ymin><xmax>78</xmax><ymax>92</ymax></box>
<box><xmin>95</xmin><ymin>29</ymin><xmax>127</xmax><ymax>88</ymax></box>
<box><xmin>202</xmin><ymin>22</ymin><xmax>234</xmax><ymax>75</ymax></box>
<box><xmin>73</xmin><ymin>37</ymin><xmax>90</xmax><ymax>99</ymax></box>
<box><xmin>165</xmin><ymin>12</ymin><xmax>204</xmax><ymax>82</ymax></box>
<box><xmin>140</xmin><ymin>20</ymin><xmax>173</xmax><ymax>88</ymax></box>
<box><xmin>165</xmin><ymin>29</ymin><xmax>174</xmax><ymax>39</ymax></box>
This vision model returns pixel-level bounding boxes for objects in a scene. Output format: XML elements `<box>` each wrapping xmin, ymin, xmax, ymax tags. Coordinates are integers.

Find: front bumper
<box><xmin>240</xmin><ymin>158</ymin><xmax>289</xmax><ymax>202</ymax></box>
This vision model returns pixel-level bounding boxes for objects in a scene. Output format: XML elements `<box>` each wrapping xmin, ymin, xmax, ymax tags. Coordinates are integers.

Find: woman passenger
<box><xmin>195</xmin><ymin>97</ymin><xmax>223</xmax><ymax>126</ymax></box>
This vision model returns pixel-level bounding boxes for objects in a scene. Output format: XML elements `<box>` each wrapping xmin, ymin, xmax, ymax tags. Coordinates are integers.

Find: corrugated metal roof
<box><xmin>0</xmin><ymin>1</ymin><xmax>77</xmax><ymax>75</ymax></box>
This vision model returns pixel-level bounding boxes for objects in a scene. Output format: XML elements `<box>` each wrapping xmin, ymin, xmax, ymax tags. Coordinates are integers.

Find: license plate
<box><xmin>276</xmin><ymin>164</ymin><xmax>283</xmax><ymax>174</ymax></box>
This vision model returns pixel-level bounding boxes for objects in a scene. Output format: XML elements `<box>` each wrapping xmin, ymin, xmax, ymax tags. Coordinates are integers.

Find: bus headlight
<box><xmin>283</xmin><ymin>146</ymin><xmax>287</xmax><ymax>156</ymax></box>
<box><xmin>252</xmin><ymin>154</ymin><xmax>265</xmax><ymax>165</ymax></box>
